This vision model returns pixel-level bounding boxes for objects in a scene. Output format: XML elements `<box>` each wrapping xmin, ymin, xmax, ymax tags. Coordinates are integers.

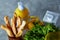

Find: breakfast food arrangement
<box><xmin>0</xmin><ymin>1</ymin><xmax>60</xmax><ymax>40</ymax></box>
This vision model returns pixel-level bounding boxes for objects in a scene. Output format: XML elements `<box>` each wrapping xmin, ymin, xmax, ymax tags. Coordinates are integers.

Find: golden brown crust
<box><xmin>1</xmin><ymin>16</ymin><xmax>26</xmax><ymax>38</ymax></box>
<box><xmin>1</xmin><ymin>25</ymin><xmax>14</xmax><ymax>37</ymax></box>
<box><xmin>17</xmin><ymin>21</ymin><xmax>26</xmax><ymax>32</ymax></box>
<box><xmin>4</xmin><ymin>16</ymin><xmax>13</xmax><ymax>30</ymax></box>
<box><xmin>17</xmin><ymin>17</ymin><xmax>22</xmax><ymax>28</ymax></box>
<box><xmin>15</xmin><ymin>30</ymin><xmax>23</xmax><ymax>38</ymax></box>
<box><xmin>11</xmin><ymin>17</ymin><xmax>17</xmax><ymax>35</ymax></box>
<box><xmin>14</xmin><ymin>13</ymin><xmax>17</xmax><ymax>17</ymax></box>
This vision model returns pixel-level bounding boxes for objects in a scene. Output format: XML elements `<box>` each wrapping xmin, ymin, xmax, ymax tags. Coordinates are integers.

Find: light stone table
<box><xmin>0</xmin><ymin>0</ymin><xmax>60</xmax><ymax>40</ymax></box>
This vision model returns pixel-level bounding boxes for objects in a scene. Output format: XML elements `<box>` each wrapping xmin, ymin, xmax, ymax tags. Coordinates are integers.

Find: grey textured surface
<box><xmin>0</xmin><ymin>0</ymin><xmax>60</xmax><ymax>40</ymax></box>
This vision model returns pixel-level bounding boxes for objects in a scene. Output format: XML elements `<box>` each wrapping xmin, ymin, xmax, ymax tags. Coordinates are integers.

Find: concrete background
<box><xmin>0</xmin><ymin>0</ymin><xmax>60</xmax><ymax>40</ymax></box>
